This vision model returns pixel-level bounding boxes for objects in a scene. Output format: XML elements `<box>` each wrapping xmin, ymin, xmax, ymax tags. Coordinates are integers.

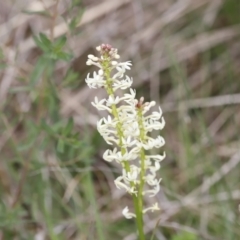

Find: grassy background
<box><xmin>0</xmin><ymin>0</ymin><xmax>240</xmax><ymax>239</ymax></box>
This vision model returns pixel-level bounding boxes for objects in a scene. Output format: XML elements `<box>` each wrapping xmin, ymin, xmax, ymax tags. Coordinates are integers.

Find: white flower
<box><xmin>86</xmin><ymin>72</ymin><xmax>105</xmax><ymax>88</ymax></box>
<box><xmin>106</xmin><ymin>95</ymin><xmax>121</xmax><ymax>106</ymax></box>
<box><xmin>122</xmin><ymin>207</ymin><xmax>136</xmax><ymax>219</ymax></box>
<box><xmin>144</xmin><ymin>118</ymin><xmax>165</xmax><ymax>132</ymax></box>
<box><xmin>117</xmin><ymin>61</ymin><xmax>132</xmax><ymax>71</ymax></box>
<box><xmin>123</xmin><ymin>88</ymin><xmax>136</xmax><ymax>100</ymax></box>
<box><xmin>103</xmin><ymin>148</ymin><xmax>118</xmax><ymax>162</ymax></box>
<box><xmin>143</xmin><ymin>178</ymin><xmax>161</xmax><ymax>197</ymax></box>
<box><xmin>122</xmin><ymin>136</ymin><xmax>137</xmax><ymax>148</ymax></box>
<box><xmin>142</xmin><ymin>101</ymin><xmax>156</xmax><ymax>114</ymax></box>
<box><xmin>115</xmin><ymin>150</ymin><xmax>138</xmax><ymax>163</ymax></box>
<box><xmin>145</xmin><ymin>107</ymin><xmax>163</xmax><ymax>120</ymax></box>
<box><xmin>123</xmin><ymin>122</ymin><xmax>140</xmax><ymax>137</ymax></box>
<box><xmin>92</xmin><ymin>97</ymin><xmax>112</xmax><ymax>112</ymax></box>
<box><xmin>139</xmin><ymin>136</ymin><xmax>165</xmax><ymax>150</ymax></box>
<box><xmin>146</xmin><ymin>152</ymin><xmax>166</xmax><ymax>162</ymax></box>
<box><xmin>148</xmin><ymin>161</ymin><xmax>160</xmax><ymax>173</ymax></box>
<box><xmin>103</xmin><ymin>136</ymin><xmax>119</xmax><ymax>145</ymax></box>
<box><xmin>112</xmin><ymin>76</ymin><xmax>133</xmax><ymax>90</ymax></box>
<box><xmin>123</xmin><ymin>165</ymin><xmax>140</xmax><ymax>182</ymax></box>
<box><xmin>112</xmin><ymin>61</ymin><xmax>132</xmax><ymax>79</ymax></box>
<box><xmin>143</xmin><ymin>203</ymin><xmax>160</xmax><ymax>214</ymax></box>
<box><xmin>115</xmin><ymin>176</ymin><xmax>137</xmax><ymax>194</ymax></box>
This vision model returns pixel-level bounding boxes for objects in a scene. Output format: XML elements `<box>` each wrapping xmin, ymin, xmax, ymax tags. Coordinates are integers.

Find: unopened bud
<box><xmin>111</xmin><ymin>61</ymin><xmax>118</xmax><ymax>66</ymax></box>
<box><xmin>88</xmin><ymin>54</ymin><xmax>95</xmax><ymax>59</ymax></box>
<box><xmin>92</xmin><ymin>56</ymin><xmax>99</xmax><ymax>61</ymax></box>
<box><xmin>98</xmin><ymin>69</ymin><xmax>103</xmax><ymax>76</ymax></box>
<box><xmin>86</xmin><ymin>60</ymin><xmax>92</xmax><ymax>65</ymax></box>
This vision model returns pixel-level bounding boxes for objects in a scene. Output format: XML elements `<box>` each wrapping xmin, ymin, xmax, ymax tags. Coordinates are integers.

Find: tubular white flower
<box><xmin>115</xmin><ymin>150</ymin><xmax>138</xmax><ymax>162</ymax></box>
<box><xmin>92</xmin><ymin>97</ymin><xmax>112</xmax><ymax>112</ymax></box>
<box><xmin>123</xmin><ymin>165</ymin><xmax>140</xmax><ymax>183</ymax></box>
<box><xmin>122</xmin><ymin>207</ymin><xmax>136</xmax><ymax>219</ymax></box>
<box><xmin>143</xmin><ymin>203</ymin><xmax>160</xmax><ymax>214</ymax></box>
<box><xmin>146</xmin><ymin>152</ymin><xmax>166</xmax><ymax>162</ymax></box>
<box><xmin>85</xmin><ymin>44</ymin><xmax>166</xmax><ymax>219</ymax></box>
<box><xmin>142</xmin><ymin>101</ymin><xmax>156</xmax><ymax>114</ymax></box>
<box><xmin>115</xmin><ymin>176</ymin><xmax>137</xmax><ymax>194</ymax></box>
<box><xmin>112</xmin><ymin>76</ymin><xmax>133</xmax><ymax>91</ymax></box>
<box><xmin>143</xmin><ymin>178</ymin><xmax>162</xmax><ymax>197</ymax></box>
<box><xmin>122</xmin><ymin>136</ymin><xmax>137</xmax><ymax>148</ymax></box>
<box><xmin>103</xmin><ymin>148</ymin><xmax>118</xmax><ymax>162</ymax></box>
<box><xmin>139</xmin><ymin>136</ymin><xmax>165</xmax><ymax>150</ymax></box>
<box><xmin>106</xmin><ymin>95</ymin><xmax>121</xmax><ymax>106</ymax></box>
<box><xmin>86</xmin><ymin>72</ymin><xmax>105</xmax><ymax>88</ymax></box>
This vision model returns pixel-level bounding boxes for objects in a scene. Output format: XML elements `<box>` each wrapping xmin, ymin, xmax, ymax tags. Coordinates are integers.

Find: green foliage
<box><xmin>22</xmin><ymin>10</ymin><xmax>51</xmax><ymax>17</ymax></box>
<box><xmin>0</xmin><ymin>47</ymin><xmax>6</xmax><ymax>70</ymax></box>
<box><xmin>68</xmin><ymin>0</ymin><xmax>84</xmax><ymax>31</ymax></box>
<box><xmin>0</xmin><ymin>203</ymin><xmax>22</xmax><ymax>228</ymax></box>
<box><xmin>30</xmin><ymin>55</ymin><xmax>51</xmax><ymax>86</ymax></box>
<box><xmin>34</xmin><ymin>34</ymin><xmax>72</xmax><ymax>61</ymax></box>
<box><xmin>219</xmin><ymin>0</ymin><xmax>240</xmax><ymax>25</ymax></box>
<box><xmin>62</xmin><ymin>69</ymin><xmax>80</xmax><ymax>88</ymax></box>
<box><xmin>171</xmin><ymin>231</ymin><xmax>197</xmax><ymax>240</ymax></box>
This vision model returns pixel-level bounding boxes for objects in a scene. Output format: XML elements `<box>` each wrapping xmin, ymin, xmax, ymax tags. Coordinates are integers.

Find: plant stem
<box><xmin>134</xmin><ymin>107</ymin><xmax>148</xmax><ymax>240</ymax></box>
<box><xmin>103</xmin><ymin>56</ymin><xmax>145</xmax><ymax>240</ymax></box>
<box><xmin>133</xmin><ymin>194</ymin><xmax>145</xmax><ymax>240</ymax></box>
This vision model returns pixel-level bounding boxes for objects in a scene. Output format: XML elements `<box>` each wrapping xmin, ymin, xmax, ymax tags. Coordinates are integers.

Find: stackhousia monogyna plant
<box><xmin>85</xmin><ymin>44</ymin><xmax>165</xmax><ymax>240</ymax></box>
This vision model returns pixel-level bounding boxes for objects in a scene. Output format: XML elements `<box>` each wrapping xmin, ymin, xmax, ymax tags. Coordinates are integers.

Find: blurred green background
<box><xmin>0</xmin><ymin>0</ymin><xmax>240</xmax><ymax>239</ymax></box>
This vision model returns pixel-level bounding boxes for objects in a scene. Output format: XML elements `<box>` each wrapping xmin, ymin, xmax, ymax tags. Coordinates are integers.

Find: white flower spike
<box><xmin>85</xmin><ymin>43</ymin><xmax>165</xmax><ymax>219</ymax></box>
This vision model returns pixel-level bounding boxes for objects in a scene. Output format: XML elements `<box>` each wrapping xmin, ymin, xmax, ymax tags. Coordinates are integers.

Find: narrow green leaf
<box><xmin>57</xmin><ymin>52</ymin><xmax>73</xmax><ymax>61</ymax></box>
<box><xmin>29</xmin><ymin>56</ymin><xmax>49</xmax><ymax>86</ymax></box>
<box><xmin>53</xmin><ymin>36</ymin><xmax>67</xmax><ymax>50</ymax></box>
<box><xmin>33</xmin><ymin>35</ymin><xmax>49</xmax><ymax>52</ymax></box>
<box><xmin>39</xmin><ymin>33</ymin><xmax>52</xmax><ymax>48</ymax></box>
<box><xmin>57</xmin><ymin>139</ymin><xmax>65</xmax><ymax>153</ymax></box>
<box><xmin>22</xmin><ymin>10</ymin><xmax>51</xmax><ymax>17</ymax></box>
<box><xmin>41</xmin><ymin>120</ymin><xmax>56</xmax><ymax>136</ymax></box>
<box><xmin>64</xmin><ymin>118</ymin><xmax>74</xmax><ymax>135</ymax></box>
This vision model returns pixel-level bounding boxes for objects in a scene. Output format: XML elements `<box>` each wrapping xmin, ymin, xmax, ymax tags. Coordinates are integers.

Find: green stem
<box><xmin>133</xmin><ymin>195</ymin><xmax>145</xmax><ymax>240</ymax></box>
<box><xmin>102</xmin><ymin>57</ymin><xmax>145</xmax><ymax>239</ymax></box>
<box><xmin>135</xmin><ymin>107</ymin><xmax>148</xmax><ymax>240</ymax></box>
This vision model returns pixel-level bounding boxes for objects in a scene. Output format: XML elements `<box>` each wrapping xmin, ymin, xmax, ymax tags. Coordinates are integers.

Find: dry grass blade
<box><xmin>162</xmin><ymin>93</ymin><xmax>240</xmax><ymax>112</ymax></box>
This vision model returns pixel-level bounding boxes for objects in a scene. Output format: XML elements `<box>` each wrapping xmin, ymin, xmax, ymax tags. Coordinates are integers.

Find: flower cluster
<box><xmin>85</xmin><ymin>44</ymin><xmax>165</xmax><ymax>219</ymax></box>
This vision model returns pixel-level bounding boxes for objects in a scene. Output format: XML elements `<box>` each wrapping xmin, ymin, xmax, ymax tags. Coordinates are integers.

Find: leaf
<box><xmin>56</xmin><ymin>52</ymin><xmax>73</xmax><ymax>61</ymax></box>
<box><xmin>0</xmin><ymin>63</ymin><xmax>7</xmax><ymax>70</ymax></box>
<box><xmin>22</xmin><ymin>10</ymin><xmax>51</xmax><ymax>17</ymax></box>
<box><xmin>0</xmin><ymin>47</ymin><xmax>6</xmax><ymax>71</ymax></box>
<box><xmin>171</xmin><ymin>232</ymin><xmax>197</xmax><ymax>240</ymax></box>
<box><xmin>57</xmin><ymin>139</ymin><xmax>65</xmax><ymax>153</ymax></box>
<box><xmin>41</xmin><ymin>120</ymin><xmax>56</xmax><ymax>136</ymax></box>
<box><xmin>33</xmin><ymin>33</ymin><xmax>52</xmax><ymax>52</ymax></box>
<box><xmin>69</xmin><ymin>8</ymin><xmax>84</xmax><ymax>31</ymax></box>
<box><xmin>39</xmin><ymin>33</ymin><xmax>52</xmax><ymax>48</ymax></box>
<box><xmin>62</xmin><ymin>69</ymin><xmax>79</xmax><ymax>88</ymax></box>
<box><xmin>33</xmin><ymin>36</ymin><xmax>49</xmax><ymax>52</ymax></box>
<box><xmin>71</xmin><ymin>0</ymin><xmax>83</xmax><ymax>8</ymax></box>
<box><xmin>29</xmin><ymin>56</ymin><xmax>50</xmax><ymax>86</ymax></box>
<box><xmin>53</xmin><ymin>36</ymin><xmax>67</xmax><ymax>51</ymax></box>
<box><xmin>64</xmin><ymin>118</ymin><xmax>74</xmax><ymax>135</ymax></box>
